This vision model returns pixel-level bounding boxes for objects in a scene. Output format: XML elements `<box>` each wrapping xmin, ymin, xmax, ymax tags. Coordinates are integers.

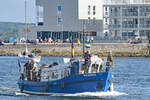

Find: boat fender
<box><xmin>45</xmin><ymin>83</ymin><xmax>49</xmax><ymax>92</ymax></box>
<box><xmin>20</xmin><ymin>73</ymin><xmax>24</xmax><ymax>80</ymax></box>
<box><xmin>21</xmin><ymin>83</ymin><xmax>24</xmax><ymax>93</ymax></box>
<box><xmin>108</xmin><ymin>80</ymin><xmax>114</xmax><ymax>91</ymax></box>
<box><xmin>96</xmin><ymin>82</ymin><xmax>103</xmax><ymax>89</ymax></box>
<box><xmin>61</xmin><ymin>82</ymin><xmax>65</xmax><ymax>89</ymax></box>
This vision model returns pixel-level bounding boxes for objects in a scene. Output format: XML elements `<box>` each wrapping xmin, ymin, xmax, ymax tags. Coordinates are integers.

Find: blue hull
<box><xmin>18</xmin><ymin>72</ymin><xmax>112</xmax><ymax>94</ymax></box>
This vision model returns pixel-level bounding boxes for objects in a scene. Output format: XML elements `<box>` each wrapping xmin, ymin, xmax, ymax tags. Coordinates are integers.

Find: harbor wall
<box><xmin>0</xmin><ymin>43</ymin><xmax>147</xmax><ymax>57</ymax></box>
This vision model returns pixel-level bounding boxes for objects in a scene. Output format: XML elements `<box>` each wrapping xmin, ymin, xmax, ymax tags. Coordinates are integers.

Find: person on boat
<box><xmin>106</xmin><ymin>51</ymin><xmax>113</xmax><ymax>72</ymax></box>
<box><xmin>37</xmin><ymin>64</ymin><xmax>46</xmax><ymax>81</ymax></box>
<box><xmin>23</xmin><ymin>51</ymin><xmax>27</xmax><ymax>56</ymax></box>
<box><xmin>28</xmin><ymin>53</ymin><xmax>34</xmax><ymax>57</ymax></box>
<box><xmin>84</xmin><ymin>51</ymin><xmax>91</xmax><ymax>73</ymax></box>
<box><xmin>24</xmin><ymin>60</ymin><xmax>32</xmax><ymax>80</ymax></box>
<box><xmin>90</xmin><ymin>36</ymin><xmax>94</xmax><ymax>43</ymax></box>
<box><xmin>37</xmin><ymin>69</ymin><xmax>42</xmax><ymax>82</ymax></box>
<box><xmin>31</xmin><ymin>60</ymin><xmax>38</xmax><ymax>81</ymax></box>
<box><xmin>0</xmin><ymin>40</ymin><xmax>4</xmax><ymax>46</ymax></box>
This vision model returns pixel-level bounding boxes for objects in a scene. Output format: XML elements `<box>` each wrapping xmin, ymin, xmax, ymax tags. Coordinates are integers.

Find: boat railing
<box><xmin>37</xmin><ymin>67</ymin><xmax>71</xmax><ymax>82</ymax></box>
<box><xmin>20</xmin><ymin>58</ymin><xmax>112</xmax><ymax>82</ymax></box>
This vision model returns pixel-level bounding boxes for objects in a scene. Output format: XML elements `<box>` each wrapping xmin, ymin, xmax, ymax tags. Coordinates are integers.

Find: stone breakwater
<box><xmin>0</xmin><ymin>43</ymin><xmax>148</xmax><ymax>57</ymax></box>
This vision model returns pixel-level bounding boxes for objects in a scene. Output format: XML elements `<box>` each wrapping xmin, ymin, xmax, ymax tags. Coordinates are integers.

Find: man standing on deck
<box><xmin>24</xmin><ymin>60</ymin><xmax>32</xmax><ymax>80</ymax></box>
<box><xmin>106</xmin><ymin>51</ymin><xmax>114</xmax><ymax>72</ymax></box>
<box><xmin>32</xmin><ymin>60</ymin><xmax>38</xmax><ymax>81</ymax></box>
<box><xmin>84</xmin><ymin>51</ymin><xmax>91</xmax><ymax>73</ymax></box>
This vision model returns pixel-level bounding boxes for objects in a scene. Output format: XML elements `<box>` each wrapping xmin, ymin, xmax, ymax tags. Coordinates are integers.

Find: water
<box><xmin>0</xmin><ymin>56</ymin><xmax>150</xmax><ymax>100</ymax></box>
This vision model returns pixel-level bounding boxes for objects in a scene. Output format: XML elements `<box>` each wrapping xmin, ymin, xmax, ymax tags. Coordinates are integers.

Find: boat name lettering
<box><xmin>84</xmin><ymin>74</ymin><xmax>96</xmax><ymax>76</ymax></box>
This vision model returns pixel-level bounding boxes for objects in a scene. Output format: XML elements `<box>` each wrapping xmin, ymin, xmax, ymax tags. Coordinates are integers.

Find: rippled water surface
<box><xmin>0</xmin><ymin>56</ymin><xmax>150</xmax><ymax>100</ymax></box>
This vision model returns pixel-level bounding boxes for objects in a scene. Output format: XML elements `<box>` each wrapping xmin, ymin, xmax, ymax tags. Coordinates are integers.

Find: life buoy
<box><xmin>96</xmin><ymin>82</ymin><xmax>103</xmax><ymax>89</ymax></box>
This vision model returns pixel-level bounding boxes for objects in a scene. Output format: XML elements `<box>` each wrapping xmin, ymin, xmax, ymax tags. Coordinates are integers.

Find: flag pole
<box><xmin>83</xmin><ymin>21</ymin><xmax>85</xmax><ymax>57</ymax></box>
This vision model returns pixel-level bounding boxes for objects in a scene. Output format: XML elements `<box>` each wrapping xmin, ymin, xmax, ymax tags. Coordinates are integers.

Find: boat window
<box><xmin>61</xmin><ymin>70</ymin><xmax>64</xmax><ymax>78</ymax></box>
<box><xmin>91</xmin><ymin>64</ymin><xmax>99</xmax><ymax>73</ymax></box>
<box><xmin>99</xmin><ymin>65</ymin><xmax>103</xmax><ymax>72</ymax></box>
<box><xmin>52</xmin><ymin>70</ymin><xmax>59</xmax><ymax>79</ymax></box>
<box><xmin>43</xmin><ymin>71</ymin><xmax>50</xmax><ymax>80</ymax></box>
<box><xmin>64</xmin><ymin>69</ymin><xmax>70</xmax><ymax>77</ymax></box>
<box><xmin>80</xmin><ymin>64</ymin><xmax>85</xmax><ymax>74</ymax></box>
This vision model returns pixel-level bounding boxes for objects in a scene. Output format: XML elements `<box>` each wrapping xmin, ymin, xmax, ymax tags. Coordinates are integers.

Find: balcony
<box><xmin>109</xmin><ymin>13</ymin><xmax>120</xmax><ymax>17</ymax></box>
<box><xmin>109</xmin><ymin>24</ymin><xmax>121</xmax><ymax>28</ymax></box>
<box><xmin>122</xmin><ymin>24</ymin><xmax>138</xmax><ymax>28</ymax></box>
<box><xmin>139</xmin><ymin>24</ymin><xmax>150</xmax><ymax>28</ymax></box>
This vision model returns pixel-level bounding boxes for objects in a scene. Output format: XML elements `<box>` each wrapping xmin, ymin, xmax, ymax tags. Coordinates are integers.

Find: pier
<box><xmin>0</xmin><ymin>43</ymin><xmax>147</xmax><ymax>57</ymax></box>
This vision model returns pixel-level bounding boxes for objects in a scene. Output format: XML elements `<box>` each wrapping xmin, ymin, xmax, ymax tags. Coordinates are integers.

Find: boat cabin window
<box><xmin>43</xmin><ymin>71</ymin><xmax>50</xmax><ymax>80</ymax></box>
<box><xmin>99</xmin><ymin>65</ymin><xmax>103</xmax><ymax>72</ymax></box>
<box><xmin>64</xmin><ymin>69</ymin><xmax>70</xmax><ymax>77</ymax></box>
<box><xmin>61</xmin><ymin>70</ymin><xmax>64</xmax><ymax>78</ymax></box>
<box><xmin>91</xmin><ymin>64</ymin><xmax>99</xmax><ymax>73</ymax></box>
<box><xmin>80</xmin><ymin>64</ymin><xmax>85</xmax><ymax>74</ymax></box>
<box><xmin>52</xmin><ymin>70</ymin><xmax>59</xmax><ymax>79</ymax></box>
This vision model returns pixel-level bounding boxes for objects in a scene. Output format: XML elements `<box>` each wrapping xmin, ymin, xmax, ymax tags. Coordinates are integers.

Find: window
<box><xmin>58</xmin><ymin>6</ymin><xmax>62</xmax><ymax>11</ymax></box>
<box><xmin>93</xmin><ymin>6</ymin><xmax>96</xmax><ymax>15</ymax></box>
<box><xmin>61</xmin><ymin>70</ymin><xmax>64</xmax><ymax>78</ymax></box>
<box><xmin>93</xmin><ymin>11</ymin><xmax>96</xmax><ymax>15</ymax></box>
<box><xmin>88</xmin><ymin>17</ymin><xmax>91</xmax><ymax>24</ymax></box>
<box><xmin>105</xmin><ymin>18</ymin><xmax>108</xmax><ymax>25</ymax></box>
<box><xmin>88</xmin><ymin>5</ymin><xmax>91</xmax><ymax>15</ymax></box>
<box><xmin>43</xmin><ymin>71</ymin><xmax>50</xmax><ymax>80</ymax></box>
<box><xmin>37</xmin><ymin>6</ymin><xmax>44</xmax><ymax>24</ymax></box>
<box><xmin>105</xmin><ymin>7</ymin><xmax>107</xmax><ymax>12</ymax></box>
<box><xmin>57</xmin><ymin>5</ymin><xmax>62</xmax><ymax>24</ymax></box>
<box><xmin>88</xmin><ymin>11</ymin><xmax>90</xmax><ymax>15</ymax></box>
<box><xmin>52</xmin><ymin>71</ymin><xmax>59</xmax><ymax>79</ymax></box>
<box><xmin>93</xmin><ymin>17</ymin><xmax>96</xmax><ymax>25</ymax></box>
<box><xmin>91</xmin><ymin>64</ymin><xmax>99</xmax><ymax>73</ymax></box>
<box><xmin>64</xmin><ymin>69</ymin><xmax>70</xmax><ymax>77</ymax></box>
<box><xmin>58</xmin><ymin>17</ymin><xmax>62</xmax><ymax>23</ymax></box>
<box><xmin>93</xmin><ymin>6</ymin><xmax>96</xmax><ymax>10</ymax></box>
<box><xmin>80</xmin><ymin>64</ymin><xmax>85</xmax><ymax>74</ymax></box>
<box><xmin>88</xmin><ymin>5</ymin><xmax>91</xmax><ymax>11</ymax></box>
<box><xmin>105</xmin><ymin>7</ymin><xmax>108</xmax><ymax>15</ymax></box>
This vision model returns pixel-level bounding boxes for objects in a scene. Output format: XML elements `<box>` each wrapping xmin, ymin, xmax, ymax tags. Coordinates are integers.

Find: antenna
<box><xmin>25</xmin><ymin>0</ymin><xmax>27</xmax><ymax>38</ymax></box>
<box><xmin>83</xmin><ymin>21</ymin><xmax>85</xmax><ymax>57</ymax></box>
<box><xmin>25</xmin><ymin>0</ymin><xmax>28</xmax><ymax>53</ymax></box>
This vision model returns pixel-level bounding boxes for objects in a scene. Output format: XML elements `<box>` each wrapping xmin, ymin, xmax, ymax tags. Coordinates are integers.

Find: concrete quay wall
<box><xmin>0</xmin><ymin>43</ymin><xmax>148</xmax><ymax>56</ymax></box>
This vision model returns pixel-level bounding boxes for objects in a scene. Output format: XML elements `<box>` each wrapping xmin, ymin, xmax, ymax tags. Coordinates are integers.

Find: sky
<box><xmin>0</xmin><ymin>0</ymin><xmax>36</xmax><ymax>23</ymax></box>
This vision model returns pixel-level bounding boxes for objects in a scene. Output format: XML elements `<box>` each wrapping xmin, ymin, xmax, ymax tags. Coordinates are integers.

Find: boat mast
<box><xmin>25</xmin><ymin>0</ymin><xmax>28</xmax><ymax>53</ymax></box>
<box><xmin>82</xmin><ymin>22</ymin><xmax>85</xmax><ymax>57</ymax></box>
<box><xmin>71</xmin><ymin>32</ymin><xmax>74</xmax><ymax>58</ymax></box>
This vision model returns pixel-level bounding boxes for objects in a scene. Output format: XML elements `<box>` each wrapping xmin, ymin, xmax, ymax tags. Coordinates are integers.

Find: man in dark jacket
<box><xmin>84</xmin><ymin>51</ymin><xmax>91</xmax><ymax>73</ymax></box>
<box><xmin>24</xmin><ymin>60</ymin><xmax>32</xmax><ymax>80</ymax></box>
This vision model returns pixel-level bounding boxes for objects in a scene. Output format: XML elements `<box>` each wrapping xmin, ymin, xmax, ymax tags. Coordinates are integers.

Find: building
<box><xmin>103</xmin><ymin>0</ymin><xmax>150</xmax><ymax>39</ymax></box>
<box><xmin>19</xmin><ymin>0</ymin><xmax>104</xmax><ymax>41</ymax></box>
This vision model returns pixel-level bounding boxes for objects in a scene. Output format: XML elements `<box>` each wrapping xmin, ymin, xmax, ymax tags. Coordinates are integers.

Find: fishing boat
<box><xmin>18</xmin><ymin>54</ymin><xmax>114</xmax><ymax>95</ymax></box>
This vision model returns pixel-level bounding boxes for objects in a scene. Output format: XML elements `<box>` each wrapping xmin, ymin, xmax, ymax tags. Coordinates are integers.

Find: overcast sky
<box><xmin>0</xmin><ymin>0</ymin><xmax>36</xmax><ymax>23</ymax></box>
